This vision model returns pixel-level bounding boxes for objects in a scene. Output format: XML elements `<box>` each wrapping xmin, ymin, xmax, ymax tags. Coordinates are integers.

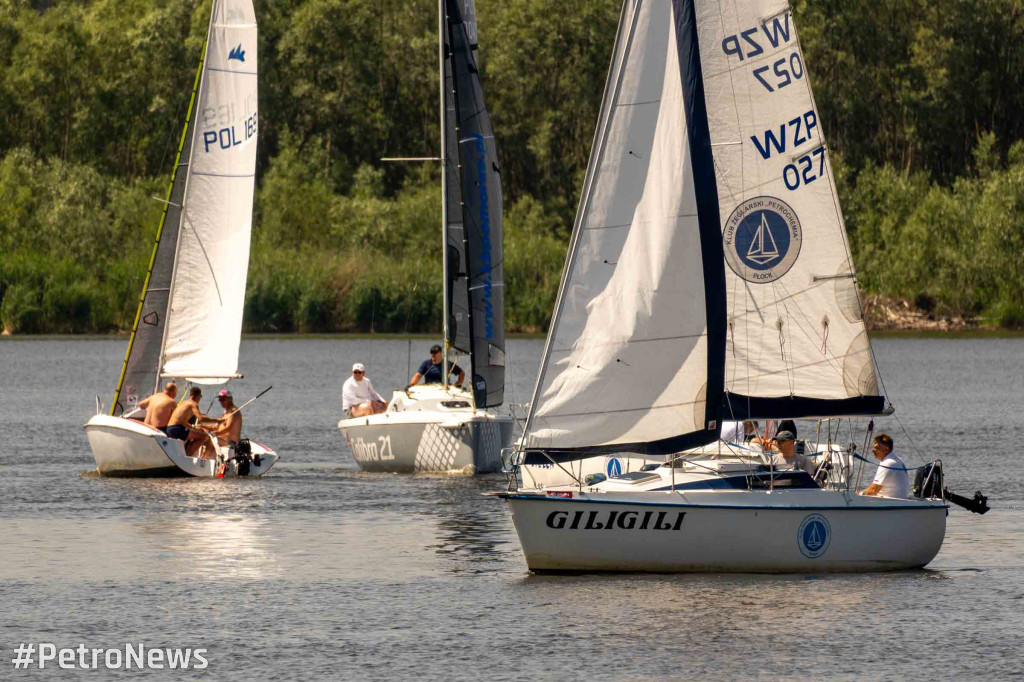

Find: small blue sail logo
<box><xmin>606</xmin><ymin>457</ymin><xmax>622</xmax><ymax>478</ymax></box>
<box><xmin>797</xmin><ymin>513</ymin><xmax>831</xmax><ymax>558</ymax></box>
<box><xmin>228</xmin><ymin>44</ymin><xmax>245</xmax><ymax>62</ymax></box>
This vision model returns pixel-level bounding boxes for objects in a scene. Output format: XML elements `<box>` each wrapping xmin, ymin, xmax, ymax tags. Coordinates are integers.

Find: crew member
<box><xmin>764</xmin><ymin>430</ymin><xmax>815</xmax><ymax>475</ymax></box>
<box><xmin>166</xmin><ymin>386</ymin><xmax>208</xmax><ymax>456</ymax></box>
<box><xmin>409</xmin><ymin>344</ymin><xmax>465</xmax><ymax>388</ymax></box>
<box><xmin>860</xmin><ymin>433</ymin><xmax>909</xmax><ymax>498</ymax></box>
<box><xmin>201</xmin><ymin>390</ymin><xmax>243</xmax><ymax>446</ymax></box>
<box><xmin>138</xmin><ymin>382</ymin><xmax>177</xmax><ymax>432</ymax></box>
<box><xmin>343</xmin><ymin>363</ymin><xmax>387</xmax><ymax>417</ymax></box>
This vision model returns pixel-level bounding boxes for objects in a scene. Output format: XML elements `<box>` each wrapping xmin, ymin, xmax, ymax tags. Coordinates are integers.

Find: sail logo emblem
<box><xmin>606</xmin><ymin>456</ymin><xmax>622</xmax><ymax>478</ymax></box>
<box><xmin>797</xmin><ymin>513</ymin><xmax>831</xmax><ymax>558</ymax></box>
<box><xmin>228</xmin><ymin>44</ymin><xmax>245</xmax><ymax>62</ymax></box>
<box><xmin>723</xmin><ymin>196</ymin><xmax>802</xmax><ymax>283</ymax></box>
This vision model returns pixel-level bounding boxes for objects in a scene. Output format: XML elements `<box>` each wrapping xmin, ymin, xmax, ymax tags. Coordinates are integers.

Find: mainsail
<box><xmin>522</xmin><ymin>0</ymin><xmax>727</xmax><ymax>457</ymax></box>
<box><xmin>110</xmin><ymin>0</ymin><xmax>257</xmax><ymax>413</ymax></box>
<box><xmin>442</xmin><ymin>0</ymin><xmax>506</xmax><ymax>408</ymax></box>
<box><xmin>694</xmin><ymin>0</ymin><xmax>886</xmax><ymax>418</ymax></box>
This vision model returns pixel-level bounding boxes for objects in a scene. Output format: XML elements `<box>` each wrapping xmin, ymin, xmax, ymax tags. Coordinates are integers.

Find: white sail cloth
<box><xmin>696</xmin><ymin>0</ymin><xmax>880</xmax><ymax>406</ymax></box>
<box><xmin>526</xmin><ymin>2</ymin><xmax>714</xmax><ymax>450</ymax></box>
<box><xmin>161</xmin><ymin>0</ymin><xmax>258</xmax><ymax>383</ymax></box>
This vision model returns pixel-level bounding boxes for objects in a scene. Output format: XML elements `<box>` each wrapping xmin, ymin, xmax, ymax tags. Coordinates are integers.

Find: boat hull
<box><xmin>85</xmin><ymin>415</ymin><xmax>278</xmax><ymax>478</ymax></box>
<box><xmin>503</xmin><ymin>490</ymin><xmax>947</xmax><ymax>573</ymax></box>
<box><xmin>339</xmin><ymin>413</ymin><xmax>515</xmax><ymax>474</ymax></box>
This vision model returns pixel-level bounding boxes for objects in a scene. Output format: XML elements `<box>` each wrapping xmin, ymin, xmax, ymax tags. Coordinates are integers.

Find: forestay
<box><xmin>695</xmin><ymin>0</ymin><xmax>886</xmax><ymax>418</ymax></box>
<box><xmin>161</xmin><ymin>0</ymin><xmax>258</xmax><ymax>384</ymax></box>
<box><xmin>443</xmin><ymin>0</ymin><xmax>506</xmax><ymax>408</ymax></box>
<box><xmin>523</xmin><ymin>0</ymin><xmax>727</xmax><ymax>456</ymax></box>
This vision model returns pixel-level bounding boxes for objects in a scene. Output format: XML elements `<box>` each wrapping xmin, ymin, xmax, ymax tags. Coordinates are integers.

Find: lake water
<box><xmin>1</xmin><ymin>336</ymin><xmax>1022</xmax><ymax>680</ymax></box>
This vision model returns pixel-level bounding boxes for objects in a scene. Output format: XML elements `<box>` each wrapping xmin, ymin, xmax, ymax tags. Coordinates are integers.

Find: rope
<box><xmin>850</xmin><ymin>451</ymin><xmax>931</xmax><ymax>471</ymax></box>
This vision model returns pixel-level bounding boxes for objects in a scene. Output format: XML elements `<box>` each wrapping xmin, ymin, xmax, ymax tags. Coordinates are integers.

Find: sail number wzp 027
<box><xmin>720</xmin><ymin>10</ymin><xmax>823</xmax><ymax>196</ymax></box>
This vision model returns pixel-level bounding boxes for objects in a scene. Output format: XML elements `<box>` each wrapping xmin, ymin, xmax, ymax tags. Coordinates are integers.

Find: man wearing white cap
<box><xmin>343</xmin><ymin>363</ymin><xmax>387</xmax><ymax>418</ymax></box>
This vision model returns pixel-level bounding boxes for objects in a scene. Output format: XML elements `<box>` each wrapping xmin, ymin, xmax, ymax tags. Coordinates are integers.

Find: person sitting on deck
<box><xmin>138</xmin><ymin>382</ymin><xmax>177</xmax><ymax>432</ymax></box>
<box><xmin>166</xmin><ymin>386</ymin><xmax>208</xmax><ymax>455</ymax></box>
<box><xmin>859</xmin><ymin>433</ymin><xmax>909</xmax><ymax>499</ymax></box>
<box><xmin>409</xmin><ymin>344</ymin><xmax>465</xmax><ymax>389</ymax></box>
<box><xmin>199</xmin><ymin>390</ymin><xmax>243</xmax><ymax>447</ymax></box>
<box><xmin>343</xmin><ymin>363</ymin><xmax>387</xmax><ymax>418</ymax></box>
<box><xmin>764</xmin><ymin>431</ymin><xmax>815</xmax><ymax>476</ymax></box>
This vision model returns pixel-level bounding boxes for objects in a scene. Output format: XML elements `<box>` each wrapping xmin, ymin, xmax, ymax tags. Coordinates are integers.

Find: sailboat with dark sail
<box><xmin>338</xmin><ymin>0</ymin><xmax>515</xmax><ymax>473</ymax></box>
<box><xmin>499</xmin><ymin>0</ymin><xmax>985</xmax><ymax>572</ymax></box>
<box><xmin>84</xmin><ymin>0</ymin><xmax>277</xmax><ymax>478</ymax></box>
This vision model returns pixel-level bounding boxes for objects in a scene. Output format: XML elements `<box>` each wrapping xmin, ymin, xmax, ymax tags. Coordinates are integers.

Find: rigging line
<box><xmin>181</xmin><ymin>218</ymin><xmax>224</xmax><ymax>307</ymax></box>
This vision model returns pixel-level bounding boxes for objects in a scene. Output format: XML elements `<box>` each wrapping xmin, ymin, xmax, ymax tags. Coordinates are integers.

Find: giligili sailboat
<box><xmin>500</xmin><ymin>0</ymin><xmax>985</xmax><ymax>572</ymax></box>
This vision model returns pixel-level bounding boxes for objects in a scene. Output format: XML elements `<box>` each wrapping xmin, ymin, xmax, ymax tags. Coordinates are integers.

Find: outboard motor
<box><xmin>913</xmin><ymin>461</ymin><xmax>944</xmax><ymax>498</ymax></box>
<box><xmin>945</xmin><ymin>488</ymin><xmax>990</xmax><ymax>515</ymax></box>
<box><xmin>233</xmin><ymin>439</ymin><xmax>253</xmax><ymax>476</ymax></box>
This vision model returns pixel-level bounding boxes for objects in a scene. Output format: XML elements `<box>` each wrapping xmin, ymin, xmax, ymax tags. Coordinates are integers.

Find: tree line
<box><xmin>1</xmin><ymin>0</ymin><xmax>1023</xmax><ymax>334</ymax></box>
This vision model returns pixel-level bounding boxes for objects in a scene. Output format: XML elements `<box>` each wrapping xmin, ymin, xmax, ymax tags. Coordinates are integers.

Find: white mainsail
<box><xmin>161</xmin><ymin>0</ymin><xmax>258</xmax><ymax>383</ymax></box>
<box><xmin>524</xmin><ymin>0</ymin><xmax>725</xmax><ymax>453</ymax></box>
<box><xmin>695</xmin><ymin>0</ymin><xmax>883</xmax><ymax>415</ymax></box>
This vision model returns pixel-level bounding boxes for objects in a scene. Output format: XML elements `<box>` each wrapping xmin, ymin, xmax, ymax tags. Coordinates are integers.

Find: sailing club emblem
<box><xmin>723</xmin><ymin>196</ymin><xmax>802</xmax><ymax>283</ymax></box>
<box><xmin>797</xmin><ymin>513</ymin><xmax>831</xmax><ymax>559</ymax></box>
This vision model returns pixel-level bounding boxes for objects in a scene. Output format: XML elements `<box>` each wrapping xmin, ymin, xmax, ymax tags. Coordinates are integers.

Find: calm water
<box><xmin>1</xmin><ymin>337</ymin><xmax>1022</xmax><ymax>680</ymax></box>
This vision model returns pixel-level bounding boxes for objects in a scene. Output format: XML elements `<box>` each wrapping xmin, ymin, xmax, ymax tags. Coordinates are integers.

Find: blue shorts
<box><xmin>166</xmin><ymin>425</ymin><xmax>189</xmax><ymax>441</ymax></box>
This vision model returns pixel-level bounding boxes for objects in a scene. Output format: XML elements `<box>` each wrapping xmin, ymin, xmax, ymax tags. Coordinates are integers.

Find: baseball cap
<box><xmin>352</xmin><ymin>363</ymin><xmax>365</xmax><ymax>372</ymax></box>
<box><xmin>217</xmin><ymin>389</ymin><xmax>232</xmax><ymax>398</ymax></box>
<box><xmin>430</xmin><ymin>344</ymin><xmax>442</xmax><ymax>353</ymax></box>
<box><xmin>774</xmin><ymin>430</ymin><xmax>795</xmax><ymax>442</ymax></box>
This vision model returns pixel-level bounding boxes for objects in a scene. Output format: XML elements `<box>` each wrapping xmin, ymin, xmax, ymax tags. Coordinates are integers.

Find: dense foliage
<box><xmin>1</xmin><ymin>0</ymin><xmax>1023</xmax><ymax>333</ymax></box>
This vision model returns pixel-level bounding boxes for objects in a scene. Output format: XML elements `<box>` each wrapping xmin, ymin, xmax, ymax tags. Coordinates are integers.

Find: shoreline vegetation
<box><xmin>2</xmin><ymin>1</ymin><xmax>1023</xmax><ymax>336</ymax></box>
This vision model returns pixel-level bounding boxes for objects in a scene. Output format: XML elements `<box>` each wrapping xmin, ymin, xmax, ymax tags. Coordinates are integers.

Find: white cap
<box><xmin>352</xmin><ymin>363</ymin><xmax>365</xmax><ymax>372</ymax></box>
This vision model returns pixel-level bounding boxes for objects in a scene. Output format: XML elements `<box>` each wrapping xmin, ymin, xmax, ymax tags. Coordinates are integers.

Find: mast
<box><xmin>438</xmin><ymin>0</ymin><xmax>450</xmax><ymax>393</ymax></box>
<box><xmin>108</xmin><ymin>11</ymin><xmax>212</xmax><ymax>415</ymax></box>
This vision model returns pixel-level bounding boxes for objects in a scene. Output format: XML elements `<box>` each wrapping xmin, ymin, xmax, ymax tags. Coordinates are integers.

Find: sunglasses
<box><xmin>353</xmin><ymin>370</ymin><xmax>364</xmax><ymax>375</ymax></box>
<box><xmin>430</xmin><ymin>350</ymin><xmax>441</xmax><ymax>355</ymax></box>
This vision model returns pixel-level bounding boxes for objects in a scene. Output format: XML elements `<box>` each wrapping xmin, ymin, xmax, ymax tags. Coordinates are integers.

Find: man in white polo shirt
<box><xmin>860</xmin><ymin>433</ymin><xmax>909</xmax><ymax>498</ymax></box>
<box><xmin>342</xmin><ymin>363</ymin><xmax>387</xmax><ymax>418</ymax></box>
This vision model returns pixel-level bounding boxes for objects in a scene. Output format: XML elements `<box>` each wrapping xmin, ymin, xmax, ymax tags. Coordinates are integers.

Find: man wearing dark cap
<box><xmin>764</xmin><ymin>430</ymin><xmax>815</xmax><ymax>475</ymax></box>
<box><xmin>409</xmin><ymin>344</ymin><xmax>465</xmax><ymax>388</ymax></box>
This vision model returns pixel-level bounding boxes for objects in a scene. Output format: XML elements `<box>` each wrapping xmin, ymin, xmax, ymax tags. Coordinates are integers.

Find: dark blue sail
<box><xmin>443</xmin><ymin>0</ymin><xmax>505</xmax><ymax>408</ymax></box>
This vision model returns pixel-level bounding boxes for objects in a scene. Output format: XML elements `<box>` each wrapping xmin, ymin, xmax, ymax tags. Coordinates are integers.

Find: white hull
<box><xmin>503</xmin><ymin>489</ymin><xmax>947</xmax><ymax>573</ymax></box>
<box><xmin>338</xmin><ymin>386</ymin><xmax>516</xmax><ymax>474</ymax></box>
<box><xmin>85</xmin><ymin>415</ymin><xmax>278</xmax><ymax>478</ymax></box>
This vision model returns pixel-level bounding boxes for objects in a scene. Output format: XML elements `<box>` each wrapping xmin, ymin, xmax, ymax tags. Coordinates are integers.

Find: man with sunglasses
<box><xmin>343</xmin><ymin>363</ymin><xmax>387</xmax><ymax>418</ymax></box>
<box><xmin>409</xmin><ymin>344</ymin><xmax>465</xmax><ymax>389</ymax></box>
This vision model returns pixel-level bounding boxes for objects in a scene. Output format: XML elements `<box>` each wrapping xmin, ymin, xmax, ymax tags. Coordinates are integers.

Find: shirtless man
<box><xmin>201</xmin><ymin>390</ymin><xmax>242</xmax><ymax>446</ymax></box>
<box><xmin>166</xmin><ymin>386</ymin><xmax>208</xmax><ymax>456</ymax></box>
<box><xmin>138</xmin><ymin>382</ymin><xmax>177</xmax><ymax>432</ymax></box>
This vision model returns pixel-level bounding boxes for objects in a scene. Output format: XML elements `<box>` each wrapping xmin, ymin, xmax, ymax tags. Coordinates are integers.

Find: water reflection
<box><xmin>140</xmin><ymin>514</ymin><xmax>279</xmax><ymax>581</ymax></box>
<box><xmin>415</xmin><ymin>476</ymin><xmax>519</xmax><ymax>573</ymax></box>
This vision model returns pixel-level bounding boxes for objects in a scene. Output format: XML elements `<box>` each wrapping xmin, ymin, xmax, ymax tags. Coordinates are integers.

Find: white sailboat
<box><xmin>337</xmin><ymin>0</ymin><xmax>515</xmax><ymax>474</ymax></box>
<box><xmin>85</xmin><ymin>0</ymin><xmax>277</xmax><ymax>478</ymax></box>
<box><xmin>500</xmin><ymin>0</ymin><xmax>984</xmax><ymax>572</ymax></box>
